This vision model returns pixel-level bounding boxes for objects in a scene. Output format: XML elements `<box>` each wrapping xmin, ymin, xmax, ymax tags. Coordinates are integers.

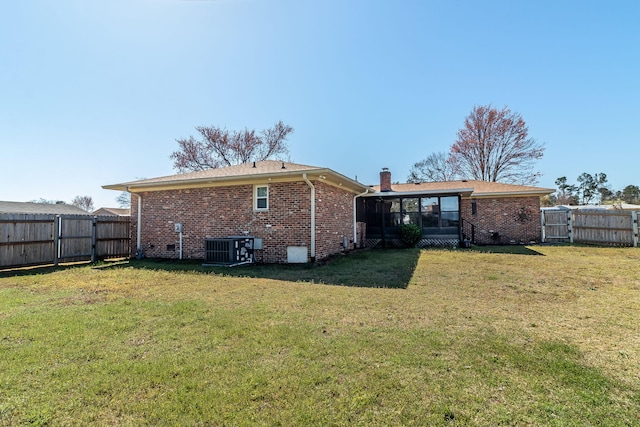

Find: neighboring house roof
<box><xmin>0</xmin><ymin>201</ymin><xmax>92</xmax><ymax>215</ymax></box>
<box><xmin>103</xmin><ymin>160</ymin><xmax>371</xmax><ymax>194</ymax></box>
<box><xmin>367</xmin><ymin>180</ymin><xmax>554</xmax><ymax>198</ymax></box>
<box><xmin>93</xmin><ymin>207</ymin><xmax>131</xmax><ymax>216</ymax></box>
<box><xmin>608</xmin><ymin>203</ymin><xmax>640</xmax><ymax>210</ymax></box>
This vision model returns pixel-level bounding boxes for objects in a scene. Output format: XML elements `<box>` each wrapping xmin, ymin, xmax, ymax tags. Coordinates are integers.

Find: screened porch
<box><xmin>359</xmin><ymin>194</ymin><xmax>462</xmax><ymax>241</ymax></box>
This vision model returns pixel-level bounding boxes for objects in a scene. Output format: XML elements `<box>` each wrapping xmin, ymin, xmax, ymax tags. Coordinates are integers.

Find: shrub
<box><xmin>399</xmin><ymin>223</ymin><xmax>422</xmax><ymax>247</ymax></box>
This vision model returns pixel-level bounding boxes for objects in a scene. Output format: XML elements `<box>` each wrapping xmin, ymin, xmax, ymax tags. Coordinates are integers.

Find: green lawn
<box><xmin>1</xmin><ymin>246</ymin><xmax>639</xmax><ymax>426</ymax></box>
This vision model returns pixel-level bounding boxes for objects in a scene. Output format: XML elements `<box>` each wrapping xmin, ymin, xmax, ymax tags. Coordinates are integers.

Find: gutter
<box><xmin>363</xmin><ymin>188</ymin><xmax>554</xmax><ymax>199</ymax></box>
<box><xmin>470</xmin><ymin>190</ymin><xmax>555</xmax><ymax>198</ymax></box>
<box><xmin>353</xmin><ymin>188</ymin><xmax>371</xmax><ymax>248</ymax></box>
<box><xmin>132</xmin><ymin>191</ymin><xmax>143</xmax><ymax>258</ymax></box>
<box><xmin>136</xmin><ymin>194</ymin><xmax>142</xmax><ymax>258</ymax></box>
<box><xmin>102</xmin><ymin>167</ymin><xmax>368</xmax><ymax>193</ymax></box>
<box><xmin>302</xmin><ymin>173</ymin><xmax>316</xmax><ymax>262</ymax></box>
<box><xmin>363</xmin><ymin>188</ymin><xmax>475</xmax><ymax>198</ymax></box>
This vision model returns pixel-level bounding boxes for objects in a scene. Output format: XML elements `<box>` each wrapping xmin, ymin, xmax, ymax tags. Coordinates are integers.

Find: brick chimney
<box><xmin>380</xmin><ymin>168</ymin><xmax>392</xmax><ymax>192</ymax></box>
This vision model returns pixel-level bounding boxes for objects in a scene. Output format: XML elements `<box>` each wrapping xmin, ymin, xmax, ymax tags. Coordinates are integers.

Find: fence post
<box><xmin>540</xmin><ymin>210</ymin><xmax>546</xmax><ymax>243</ymax></box>
<box><xmin>567</xmin><ymin>210</ymin><xmax>573</xmax><ymax>244</ymax></box>
<box><xmin>53</xmin><ymin>215</ymin><xmax>61</xmax><ymax>266</ymax></box>
<box><xmin>91</xmin><ymin>216</ymin><xmax>97</xmax><ymax>262</ymax></box>
<box><xmin>632</xmin><ymin>211</ymin><xmax>638</xmax><ymax>248</ymax></box>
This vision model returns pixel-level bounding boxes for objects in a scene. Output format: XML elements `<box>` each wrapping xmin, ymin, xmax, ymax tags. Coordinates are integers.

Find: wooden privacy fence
<box><xmin>0</xmin><ymin>214</ymin><xmax>130</xmax><ymax>269</ymax></box>
<box><xmin>541</xmin><ymin>209</ymin><xmax>639</xmax><ymax>247</ymax></box>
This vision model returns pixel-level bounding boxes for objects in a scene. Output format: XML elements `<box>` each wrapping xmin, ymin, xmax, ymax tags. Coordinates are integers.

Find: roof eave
<box><xmin>360</xmin><ymin>187</ymin><xmax>554</xmax><ymax>198</ymax></box>
<box><xmin>103</xmin><ymin>168</ymin><xmax>371</xmax><ymax>194</ymax></box>
<box><xmin>363</xmin><ymin>188</ymin><xmax>475</xmax><ymax>198</ymax></box>
<box><xmin>471</xmin><ymin>189</ymin><xmax>555</xmax><ymax>198</ymax></box>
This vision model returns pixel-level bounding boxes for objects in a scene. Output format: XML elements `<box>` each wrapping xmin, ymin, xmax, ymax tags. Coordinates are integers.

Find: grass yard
<box><xmin>1</xmin><ymin>245</ymin><xmax>639</xmax><ymax>426</ymax></box>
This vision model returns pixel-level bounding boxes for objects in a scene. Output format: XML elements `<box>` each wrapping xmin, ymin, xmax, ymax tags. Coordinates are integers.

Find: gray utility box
<box><xmin>204</xmin><ymin>237</ymin><xmax>255</xmax><ymax>265</ymax></box>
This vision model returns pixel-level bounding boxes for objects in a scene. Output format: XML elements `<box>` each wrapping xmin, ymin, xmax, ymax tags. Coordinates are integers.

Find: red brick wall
<box><xmin>380</xmin><ymin>169</ymin><xmax>392</xmax><ymax>192</ymax></box>
<box><xmin>460</xmin><ymin>196</ymin><xmax>542</xmax><ymax>244</ymax></box>
<box><xmin>315</xmin><ymin>182</ymin><xmax>356</xmax><ymax>259</ymax></box>
<box><xmin>130</xmin><ymin>180</ymin><xmax>356</xmax><ymax>263</ymax></box>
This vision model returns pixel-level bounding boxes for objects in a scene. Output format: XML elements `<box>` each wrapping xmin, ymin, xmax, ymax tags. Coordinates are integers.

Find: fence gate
<box><xmin>0</xmin><ymin>214</ymin><xmax>130</xmax><ymax>269</ymax></box>
<box><xmin>57</xmin><ymin>215</ymin><xmax>94</xmax><ymax>263</ymax></box>
<box><xmin>541</xmin><ymin>210</ymin><xmax>571</xmax><ymax>243</ymax></box>
<box><xmin>541</xmin><ymin>209</ymin><xmax>639</xmax><ymax>247</ymax></box>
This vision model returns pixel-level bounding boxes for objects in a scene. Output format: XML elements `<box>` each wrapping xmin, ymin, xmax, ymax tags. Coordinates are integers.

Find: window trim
<box><xmin>254</xmin><ymin>184</ymin><xmax>269</xmax><ymax>211</ymax></box>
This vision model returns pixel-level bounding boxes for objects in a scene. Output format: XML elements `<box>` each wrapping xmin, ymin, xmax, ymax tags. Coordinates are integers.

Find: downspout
<box><xmin>457</xmin><ymin>194</ymin><xmax>463</xmax><ymax>243</ymax></box>
<box><xmin>353</xmin><ymin>189</ymin><xmax>370</xmax><ymax>249</ymax></box>
<box><xmin>137</xmin><ymin>194</ymin><xmax>142</xmax><ymax>250</ymax></box>
<box><xmin>302</xmin><ymin>173</ymin><xmax>316</xmax><ymax>262</ymax></box>
<box><xmin>380</xmin><ymin>198</ymin><xmax>386</xmax><ymax>247</ymax></box>
<box><xmin>133</xmin><ymin>191</ymin><xmax>143</xmax><ymax>258</ymax></box>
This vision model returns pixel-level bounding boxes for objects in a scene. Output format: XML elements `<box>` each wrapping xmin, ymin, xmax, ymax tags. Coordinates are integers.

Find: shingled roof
<box><xmin>103</xmin><ymin>160</ymin><xmax>370</xmax><ymax>194</ymax></box>
<box><xmin>93</xmin><ymin>207</ymin><xmax>131</xmax><ymax>216</ymax></box>
<box><xmin>0</xmin><ymin>201</ymin><xmax>92</xmax><ymax>215</ymax></box>
<box><xmin>369</xmin><ymin>180</ymin><xmax>554</xmax><ymax>197</ymax></box>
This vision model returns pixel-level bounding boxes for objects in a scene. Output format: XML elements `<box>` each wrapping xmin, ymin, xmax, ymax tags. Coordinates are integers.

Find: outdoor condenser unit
<box><xmin>204</xmin><ymin>237</ymin><xmax>254</xmax><ymax>266</ymax></box>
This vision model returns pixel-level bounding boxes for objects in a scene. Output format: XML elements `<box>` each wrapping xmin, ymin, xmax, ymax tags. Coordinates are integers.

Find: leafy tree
<box><xmin>540</xmin><ymin>194</ymin><xmax>557</xmax><ymax>207</ymax></box>
<box><xmin>554</xmin><ymin>176</ymin><xmax>579</xmax><ymax>205</ymax></box>
<box><xmin>598</xmin><ymin>187</ymin><xmax>614</xmax><ymax>203</ymax></box>
<box><xmin>407</xmin><ymin>152</ymin><xmax>460</xmax><ymax>182</ymax></box>
<box><xmin>576</xmin><ymin>172</ymin><xmax>607</xmax><ymax>205</ymax></box>
<box><xmin>576</xmin><ymin>173</ymin><xmax>595</xmax><ymax>204</ymax></box>
<box><xmin>593</xmin><ymin>173</ymin><xmax>608</xmax><ymax>198</ymax></box>
<box><xmin>71</xmin><ymin>195</ymin><xmax>94</xmax><ymax>212</ymax></box>
<box><xmin>170</xmin><ymin>121</ymin><xmax>293</xmax><ymax>173</ymax></box>
<box><xmin>621</xmin><ymin>185</ymin><xmax>640</xmax><ymax>204</ymax></box>
<box><xmin>451</xmin><ymin>105</ymin><xmax>544</xmax><ymax>184</ymax></box>
<box><xmin>554</xmin><ymin>175</ymin><xmax>639</xmax><ymax>206</ymax></box>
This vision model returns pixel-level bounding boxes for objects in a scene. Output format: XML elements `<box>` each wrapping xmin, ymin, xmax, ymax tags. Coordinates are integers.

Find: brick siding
<box><xmin>130</xmin><ymin>180</ymin><xmax>356</xmax><ymax>263</ymax></box>
<box><xmin>315</xmin><ymin>182</ymin><xmax>357</xmax><ymax>259</ymax></box>
<box><xmin>460</xmin><ymin>196</ymin><xmax>542</xmax><ymax>244</ymax></box>
<box><xmin>379</xmin><ymin>169</ymin><xmax>392</xmax><ymax>192</ymax></box>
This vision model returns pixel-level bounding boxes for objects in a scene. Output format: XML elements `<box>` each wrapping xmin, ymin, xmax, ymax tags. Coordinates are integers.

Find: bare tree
<box><xmin>407</xmin><ymin>152</ymin><xmax>460</xmax><ymax>182</ymax></box>
<box><xmin>170</xmin><ymin>121</ymin><xmax>293</xmax><ymax>172</ymax></box>
<box><xmin>451</xmin><ymin>105</ymin><xmax>544</xmax><ymax>184</ymax></box>
<box><xmin>71</xmin><ymin>195</ymin><xmax>94</xmax><ymax>212</ymax></box>
<box><xmin>116</xmin><ymin>192</ymin><xmax>131</xmax><ymax>208</ymax></box>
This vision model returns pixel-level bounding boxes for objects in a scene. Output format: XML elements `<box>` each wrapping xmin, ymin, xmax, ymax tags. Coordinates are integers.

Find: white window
<box><xmin>254</xmin><ymin>185</ymin><xmax>268</xmax><ymax>210</ymax></box>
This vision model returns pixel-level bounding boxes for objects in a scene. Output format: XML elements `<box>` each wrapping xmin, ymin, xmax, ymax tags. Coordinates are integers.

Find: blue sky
<box><xmin>1</xmin><ymin>0</ymin><xmax>638</xmax><ymax>209</ymax></box>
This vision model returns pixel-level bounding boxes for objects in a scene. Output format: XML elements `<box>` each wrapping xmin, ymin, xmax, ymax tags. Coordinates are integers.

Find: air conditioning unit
<box><xmin>204</xmin><ymin>237</ymin><xmax>254</xmax><ymax>266</ymax></box>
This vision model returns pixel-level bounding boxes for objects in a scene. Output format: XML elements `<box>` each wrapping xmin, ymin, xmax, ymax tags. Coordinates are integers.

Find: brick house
<box><xmin>103</xmin><ymin>162</ymin><xmax>553</xmax><ymax>263</ymax></box>
<box><xmin>358</xmin><ymin>168</ymin><xmax>554</xmax><ymax>247</ymax></box>
<box><xmin>103</xmin><ymin>161</ymin><xmax>371</xmax><ymax>263</ymax></box>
